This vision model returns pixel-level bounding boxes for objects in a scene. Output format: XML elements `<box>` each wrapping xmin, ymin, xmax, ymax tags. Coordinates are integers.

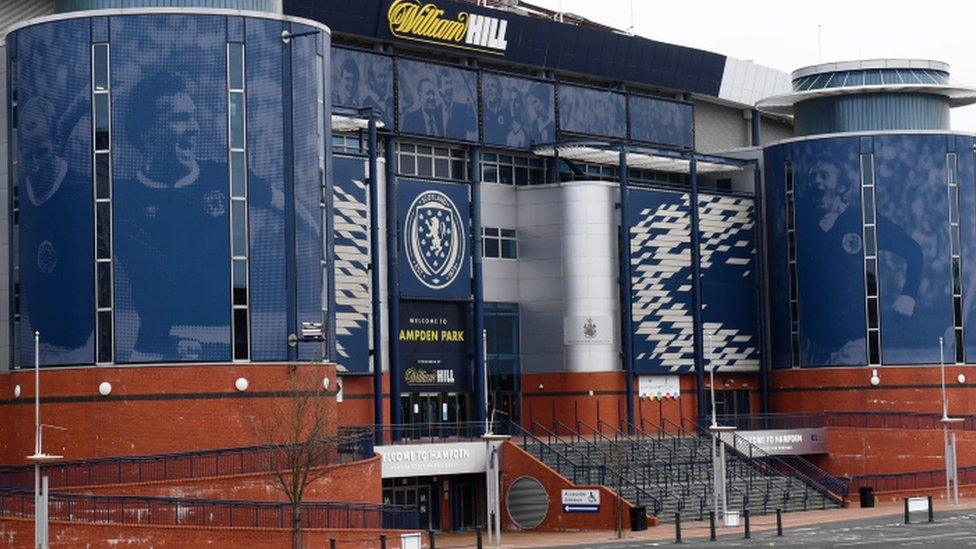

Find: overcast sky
<box><xmin>528</xmin><ymin>0</ymin><xmax>976</xmax><ymax>131</ymax></box>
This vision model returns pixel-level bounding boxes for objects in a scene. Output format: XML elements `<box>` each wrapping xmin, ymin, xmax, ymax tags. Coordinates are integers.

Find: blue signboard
<box><xmin>558</xmin><ymin>84</ymin><xmax>626</xmax><ymax>139</ymax></box>
<box><xmin>630</xmin><ymin>95</ymin><xmax>693</xmax><ymax>149</ymax></box>
<box><xmin>334</xmin><ymin>156</ymin><xmax>371</xmax><ymax>373</ymax></box>
<box><xmin>399</xmin><ymin>300</ymin><xmax>471</xmax><ymax>391</ymax></box>
<box><xmin>14</xmin><ymin>19</ymin><xmax>94</xmax><ymax>366</ymax></box>
<box><xmin>398</xmin><ymin>179</ymin><xmax>471</xmax><ymax>300</ymax></box>
<box><xmin>482</xmin><ymin>73</ymin><xmax>554</xmax><ymax>148</ymax></box>
<box><xmin>398</xmin><ymin>59</ymin><xmax>478</xmax><ymax>141</ymax></box>
<box><xmin>332</xmin><ymin>47</ymin><xmax>394</xmax><ymax>129</ymax></box>
<box><xmin>112</xmin><ymin>15</ymin><xmax>231</xmax><ymax>363</ymax></box>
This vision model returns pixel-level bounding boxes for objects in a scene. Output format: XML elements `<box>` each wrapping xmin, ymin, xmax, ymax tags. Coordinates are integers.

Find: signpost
<box><xmin>562</xmin><ymin>489</ymin><xmax>601</xmax><ymax>513</ymax></box>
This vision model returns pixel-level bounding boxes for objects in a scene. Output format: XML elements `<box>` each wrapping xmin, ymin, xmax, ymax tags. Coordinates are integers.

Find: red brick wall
<box><xmin>521</xmin><ymin>371</ymin><xmax>759</xmax><ymax>434</ymax></box>
<box><xmin>769</xmin><ymin>366</ymin><xmax>976</xmax><ymax>415</ymax></box>
<box><xmin>0</xmin><ymin>517</ymin><xmax>417</xmax><ymax>548</ymax></box>
<box><xmin>499</xmin><ymin>441</ymin><xmax>659</xmax><ymax>532</ymax></box>
<box><xmin>339</xmin><ymin>374</ymin><xmax>390</xmax><ymax>428</ymax></box>
<box><xmin>61</xmin><ymin>455</ymin><xmax>383</xmax><ymax>504</ymax></box>
<box><xmin>0</xmin><ymin>363</ymin><xmax>338</xmax><ymax>464</ymax></box>
<box><xmin>814</xmin><ymin>427</ymin><xmax>976</xmax><ymax>477</ymax></box>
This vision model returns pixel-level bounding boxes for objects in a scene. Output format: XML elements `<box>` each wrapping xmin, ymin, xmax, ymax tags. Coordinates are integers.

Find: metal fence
<box><xmin>0</xmin><ymin>432</ymin><xmax>374</xmax><ymax>490</ymax></box>
<box><xmin>0</xmin><ymin>488</ymin><xmax>418</xmax><ymax>530</ymax></box>
<box><xmin>709</xmin><ymin>412</ymin><xmax>976</xmax><ymax>432</ymax></box>
<box><xmin>849</xmin><ymin>465</ymin><xmax>976</xmax><ymax>493</ymax></box>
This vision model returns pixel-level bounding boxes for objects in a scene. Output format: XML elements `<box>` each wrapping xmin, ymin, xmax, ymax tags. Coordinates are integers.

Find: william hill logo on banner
<box><xmin>387</xmin><ymin>0</ymin><xmax>509</xmax><ymax>55</ymax></box>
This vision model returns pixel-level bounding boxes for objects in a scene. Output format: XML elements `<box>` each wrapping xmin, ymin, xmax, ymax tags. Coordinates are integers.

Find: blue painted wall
<box><xmin>558</xmin><ymin>84</ymin><xmax>626</xmax><ymax>139</ymax></box>
<box><xmin>13</xmin><ymin>19</ymin><xmax>94</xmax><ymax>366</ymax></box>
<box><xmin>333</xmin><ymin>155</ymin><xmax>371</xmax><ymax>373</ymax></box>
<box><xmin>629</xmin><ymin>188</ymin><xmax>759</xmax><ymax>373</ymax></box>
<box><xmin>630</xmin><ymin>95</ymin><xmax>694</xmax><ymax>149</ymax></box>
<box><xmin>762</xmin><ymin>145</ymin><xmax>793</xmax><ymax>369</ymax></box>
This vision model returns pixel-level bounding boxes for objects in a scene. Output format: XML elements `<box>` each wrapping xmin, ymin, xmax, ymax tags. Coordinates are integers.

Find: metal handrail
<box><xmin>0</xmin><ymin>432</ymin><xmax>374</xmax><ymax>490</ymax></box>
<box><xmin>709</xmin><ymin>411</ymin><xmax>976</xmax><ymax>431</ymax></box>
<box><xmin>514</xmin><ymin>422</ymin><xmax>663</xmax><ymax>515</ymax></box>
<box><xmin>679</xmin><ymin>417</ymin><xmax>848</xmax><ymax>504</ymax></box>
<box><xmin>849</xmin><ymin>465</ymin><xmax>976</xmax><ymax>493</ymax></box>
<box><xmin>0</xmin><ymin>487</ymin><xmax>418</xmax><ymax>530</ymax></box>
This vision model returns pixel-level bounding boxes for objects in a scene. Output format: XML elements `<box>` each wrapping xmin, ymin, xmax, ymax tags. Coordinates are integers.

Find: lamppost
<box><xmin>483</xmin><ymin>409</ymin><xmax>508</xmax><ymax>548</ymax></box>
<box><xmin>26</xmin><ymin>331</ymin><xmax>63</xmax><ymax>549</ymax></box>
<box><xmin>939</xmin><ymin>337</ymin><xmax>963</xmax><ymax>505</ymax></box>
<box><xmin>707</xmin><ymin>333</ymin><xmax>735</xmax><ymax>526</ymax></box>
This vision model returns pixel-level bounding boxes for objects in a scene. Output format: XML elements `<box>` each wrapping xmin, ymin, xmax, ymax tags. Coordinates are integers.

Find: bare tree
<box><xmin>253</xmin><ymin>367</ymin><xmax>332</xmax><ymax>549</ymax></box>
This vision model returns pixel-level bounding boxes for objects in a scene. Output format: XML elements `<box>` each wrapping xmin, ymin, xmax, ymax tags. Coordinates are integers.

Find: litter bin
<box><xmin>859</xmin><ymin>486</ymin><xmax>875</xmax><ymax>508</ymax></box>
<box><xmin>629</xmin><ymin>506</ymin><xmax>648</xmax><ymax>531</ymax></box>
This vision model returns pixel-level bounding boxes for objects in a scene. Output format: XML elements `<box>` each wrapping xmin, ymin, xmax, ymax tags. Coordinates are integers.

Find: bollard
<box><xmin>330</xmin><ymin>539</ymin><xmax>336</xmax><ymax>549</ymax></box>
<box><xmin>743</xmin><ymin>509</ymin><xmax>750</xmax><ymax>539</ymax></box>
<box><xmin>776</xmin><ymin>509</ymin><xmax>783</xmax><ymax>537</ymax></box>
<box><xmin>428</xmin><ymin>529</ymin><xmax>436</xmax><ymax>549</ymax></box>
<box><xmin>709</xmin><ymin>511</ymin><xmax>716</xmax><ymax>541</ymax></box>
<box><xmin>928</xmin><ymin>495</ymin><xmax>934</xmax><ymax>523</ymax></box>
<box><xmin>904</xmin><ymin>498</ymin><xmax>910</xmax><ymax>524</ymax></box>
<box><xmin>476</xmin><ymin>527</ymin><xmax>483</xmax><ymax>549</ymax></box>
<box><xmin>380</xmin><ymin>534</ymin><xmax>388</xmax><ymax>549</ymax></box>
<box><xmin>675</xmin><ymin>512</ymin><xmax>682</xmax><ymax>543</ymax></box>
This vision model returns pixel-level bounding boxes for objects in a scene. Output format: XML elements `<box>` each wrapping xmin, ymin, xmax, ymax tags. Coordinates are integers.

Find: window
<box><xmin>92</xmin><ymin>43</ymin><xmax>113</xmax><ymax>364</ymax></box>
<box><xmin>228</xmin><ymin>42</ymin><xmax>249</xmax><ymax>361</ymax></box>
<box><xmin>10</xmin><ymin>56</ymin><xmax>19</xmax><ymax>341</ymax></box>
<box><xmin>860</xmin><ymin>154</ymin><xmax>881</xmax><ymax>366</ymax></box>
<box><xmin>396</xmin><ymin>142</ymin><xmax>466</xmax><ymax>181</ymax></box>
<box><xmin>947</xmin><ymin>153</ymin><xmax>964</xmax><ymax>363</ymax></box>
<box><xmin>481</xmin><ymin>152</ymin><xmax>547</xmax><ymax>185</ymax></box>
<box><xmin>317</xmin><ymin>52</ymin><xmax>330</xmax><ymax>360</ymax></box>
<box><xmin>483</xmin><ymin>227</ymin><xmax>517</xmax><ymax>259</ymax></box>
<box><xmin>785</xmin><ymin>161</ymin><xmax>800</xmax><ymax>368</ymax></box>
<box><xmin>485</xmin><ymin>302</ymin><xmax>521</xmax><ymax>423</ymax></box>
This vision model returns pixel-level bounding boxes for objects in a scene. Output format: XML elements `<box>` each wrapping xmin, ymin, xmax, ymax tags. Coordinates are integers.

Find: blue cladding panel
<box><xmin>763</xmin><ymin>145</ymin><xmax>792</xmax><ymax>369</ymax></box>
<box><xmin>958</xmin><ymin>137</ymin><xmax>976</xmax><ymax>362</ymax></box>
<box><xmin>331</xmin><ymin>48</ymin><xmax>394</xmax><ymax>130</ymax></box>
<box><xmin>629</xmin><ymin>188</ymin><xmax>693</xmax><ymax>374</ymax></box>
<box><xmin>398</xmin><ymin>180</ymin><xmax>471</xmax><ymax>300</ymax></box>
<box><xmin>630</xmin><ymin>95</ymin><xmax>693</xmax><ymax>149</ymax></box>
<box><xmin>398</xmin><ymin>59</ymin><xmax>478</xmax><ymax>142</ymax></box>
<box><xmin>111</xmin><ymin>15</ymin><xmax>231</xmax><ymax>363</ymax></box>
<box><xmin>247</xmin><ymin>17</ymin><xmax>288</xmax><ymax>361</ymax></box>
<box><xmin>874</xmin><ymin>135</ymin><xmax>952</xmax><ymax>364</ymax></box>
<box><xmin>482</xmin><ymin>74</ymin><xmax>554</xmax><ymax>148</ymax></box>
<box><xmin>791</xmin><ymin>137</ymin><xmax>866</xmax><ymax>366</ymax></box>
<box><xmin>333</xmin><ymin>156</ymin><xmax>370</xmax><ymax>373</ymax></box>
<box><xmin>15</xmin><ymin>20</ymin><xmax>94</xmax><ymax>366</ymax></box>
<box><xmin>292</xmin><ymin>31</ymin><xmax>324</xmax><ymax>362</ymax></box>
<box><xmin>558</xmin><ymin>84</ymin><xmax>626</xmax><ymax>138</ymax></box>
<box><xmin>699</xmin><ymin>195</ymin><xmax>759</xmax><ymax>370</ymax></box>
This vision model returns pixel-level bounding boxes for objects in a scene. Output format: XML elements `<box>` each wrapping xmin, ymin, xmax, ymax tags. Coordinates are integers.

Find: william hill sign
<box><xmin>387</xmin><ymin>0</ymin><xmax>509</xmax><ymax>55</ymax></box>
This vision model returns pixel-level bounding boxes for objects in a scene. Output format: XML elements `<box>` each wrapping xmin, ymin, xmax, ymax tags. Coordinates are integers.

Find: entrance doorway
<box><xmin>705</xmin><ymin>389</ymin><xmax>751</xmax><ymax>427</ymax></box>
<box><xmin>400</xmin><ymin>392</ymin><xmax>470</xmax><ymax>437</ymax></box>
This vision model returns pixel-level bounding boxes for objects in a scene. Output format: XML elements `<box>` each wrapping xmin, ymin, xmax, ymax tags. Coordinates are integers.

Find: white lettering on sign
<box><xmin>721</xmin><ymin>428</ymin><xmax>828</xmax><ymax>456</ymax></box>
<box><xmin>908</xmin><ymin>497</ymin><xmax>929</xmax><ymax>513</ymax></box>
<box><xmin>375</xmin><ymin>442</ymin><xmax>487</xmax><ymax>478</ymax></box>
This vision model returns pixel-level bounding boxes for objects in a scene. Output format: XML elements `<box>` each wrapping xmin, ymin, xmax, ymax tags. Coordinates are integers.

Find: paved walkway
<box><xmin>428</xmin><ymin>498</ymin><xmax>976</xmax><ymax>548</ymax></box>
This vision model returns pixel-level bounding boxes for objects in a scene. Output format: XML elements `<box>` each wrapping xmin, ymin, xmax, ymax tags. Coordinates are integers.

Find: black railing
<box><xmin>710</xmin><ymin>411</ymin><xmax>976</xmax><ymax>431</ymax></box>
<box><xmin>0</xmin><ymin>488</ymin><xmax>418</xmax><ymax>530</ymax></box>
<box><xmin>0</xmin><ymin>432</ymin><xmax>374</xmax><ymax>490</ymax></box>
<box><xmin>849</xmin><ymin>465</ymin><xmax>976</xmax><ymax>493</ymax></box>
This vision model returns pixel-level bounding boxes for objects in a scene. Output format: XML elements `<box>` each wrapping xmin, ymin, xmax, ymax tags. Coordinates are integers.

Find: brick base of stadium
<box><xmin>0</xmin><ymin>517</ymin><xmax>416</xmax><ymax>548</ymax></box>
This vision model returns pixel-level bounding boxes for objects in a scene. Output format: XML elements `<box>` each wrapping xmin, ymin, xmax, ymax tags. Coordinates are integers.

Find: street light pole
<box><xmin>27</xmin><ymin>331</ymin><xmax>63</xmax><ymax>549</ymax></box>
<box><xmin>939</xmin><ymin>337</ymin><xmax>962</xmax><ymax>505</ymax></box>
<box><xmin>707</xmin><ymin>332</ymin><xmax>735</xmax><ymax>526</ymax></box>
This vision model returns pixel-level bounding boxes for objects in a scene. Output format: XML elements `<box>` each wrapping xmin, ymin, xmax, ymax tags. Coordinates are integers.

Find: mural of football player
<box><xmin>402</xmin><ymin>77</ymin><xmax>445</xmax><ymax>136</ymax></box>
<box><xmin>437</xmin><ymin>68</ymin><xmax>476</xmax><ymax>141</ymax></box>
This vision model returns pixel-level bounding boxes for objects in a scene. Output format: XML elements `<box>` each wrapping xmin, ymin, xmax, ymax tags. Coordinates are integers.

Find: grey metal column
<box><xmin>752</xmin><ymin>162</ymin><xmax>771</xmax><ymax>415</ymax></box>
<box><xmin>471</xmin><ymin>147</ymin><xmax>487</xmax><ymax>432</ymax></box>
<box><xmin>689</xmin><ymin>156</ymin><xmax>707</xmax><ymax>421</ymax></box>
<box><xmin>367</xmin><ymin>115</ymin><xmax>384</xmax><ymax>444</ymax></box>
<box><xmin>386</xmin><ymin>137</ymin><xmax>402</xmax><ymax>435</ymax></box>
<box><xmin>618</xmin><ymin>145</ymin><xmax>635</xmax><ymax>432</ymax></box>
<box><xmin>751</xmin><ymin>109</ymin><xmax>762</xmax><ymax>147</ymax></box>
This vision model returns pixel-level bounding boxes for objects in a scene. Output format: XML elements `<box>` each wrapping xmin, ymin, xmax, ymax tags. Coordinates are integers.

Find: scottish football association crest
<box><xmin>405</xmin><ymin>190</ymin><xmax>466</xmax><ymax>290</ymax></box>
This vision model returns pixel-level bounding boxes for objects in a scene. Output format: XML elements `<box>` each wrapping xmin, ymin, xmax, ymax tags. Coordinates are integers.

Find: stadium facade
<box><xmin>2</xmin><ymin>0</ymin><xmax>976</xmax><ymax>535</ymax></box>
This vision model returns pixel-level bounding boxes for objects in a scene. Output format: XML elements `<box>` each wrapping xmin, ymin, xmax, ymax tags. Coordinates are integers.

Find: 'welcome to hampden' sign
<box><xmin>375</xmin><ymin>442</ymin><xmax>488</xmax><ymax>478</ymax></box>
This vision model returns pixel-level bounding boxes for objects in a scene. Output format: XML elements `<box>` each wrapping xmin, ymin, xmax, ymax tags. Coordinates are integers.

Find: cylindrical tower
<box><xmin>759</xmin><ymin>59</ymin><xmax>976</xmax><ymax>413</ymax></box>
<box><xmin>6</xmin><ymin>9</ymin><xmax>330</xmax><ymax>367</ymax></box>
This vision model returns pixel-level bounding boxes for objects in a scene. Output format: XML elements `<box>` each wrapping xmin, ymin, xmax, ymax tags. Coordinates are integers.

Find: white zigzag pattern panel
<box><xmin>333</xmin><ymin>164</ymin><xmax>372</xmax><ymax>371</ymax></box>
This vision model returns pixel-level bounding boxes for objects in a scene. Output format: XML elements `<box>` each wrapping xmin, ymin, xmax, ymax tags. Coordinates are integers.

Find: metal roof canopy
<box><xmin>332</xmin><ymin>106</ymin><xmax>386</xmax><ymax>133</ymax></box>
<box><xmin>532</xmin><ymin>141</ymin><xmax>752</xmax><ymax>174</ymax></box>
